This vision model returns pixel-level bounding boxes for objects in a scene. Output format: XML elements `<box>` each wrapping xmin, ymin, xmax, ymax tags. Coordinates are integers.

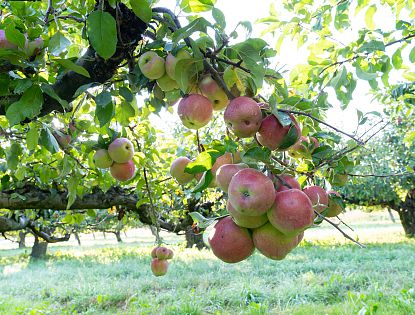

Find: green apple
<box><xmin>198</xmin><ymin>75</ymin><xmax>229</xmax><ymax>111</ymax></box>
<box><xmin>93</xmin><ymin>149</ymin><xmax>113</xmax><ymax>169</ymax></box>
<box><xmin>165</xmin><ymin>49</ymin><xmax>191</xmax><ymax>79</ymax></box>
<box><xmin>139</xmin><ymin>51</ymin><xmax>165</xmax><ymax>80</ymax></box>
<box><xmin>157</xmin><ymin>73</ymin><xmax>179</xmax><ymax>92</ymax></box>
<box><xmin>108</xmin><ymin>138</ymin><xmax>134</xmax><ymax>163</ymax></box>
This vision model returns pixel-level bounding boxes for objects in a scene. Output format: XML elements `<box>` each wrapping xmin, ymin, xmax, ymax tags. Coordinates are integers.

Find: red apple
<box><xmin>156</xmin><ymin>247</ymin><xmax>174</xmax><ymax>260</ymax></box>
<box><xmin>228</xmin><ymin>168</ymin><xmax>276</xmax><ymax>216</ymax></box>
<box><xmin>224</xmin><ymin>96</ymin><xmax>262</xmax><ymax>138</ymax></box>
<box><xmin>275</xmin><ymin>174</ymin><xmax>301</xmax><ymax>192</ymax></box>
<box><xmin>208</xmin><ymin>216</ymin><xmax>255</xmax><ymax>263</ymax></box>
<box><xmin>216</xmin><ymin>163</ymin><xmax>249</xmax><ymax>193</ymax></box>
<box><xmin>170</xmin><ymin>156</ymin><xmax>195</xmax><ymax>185</ymax></box>
<box><xmin>151</xmin><ymin>258</ymin><xmax>169</xmax><ymax>276</ymax></box>
<box><xmin>165</xmin><ymin>49</ymin><xmax>191</xmax><ymax>79</ymax></box>
<box><xmin>108</xmin><ymin>138</ymin><xmax>134</xmax><ymax>163</ymax></box>
<box><xmin>256</xmin><ymin>115</ymin><xmax>292</xmax><ymax>150</ymax></box>
<box><xmin>198</xmin><ymin>75</ymin><xmax>229</xmax><ymax>111</ymax></box>
<box><xmin>139</xmin><ymin>51</ymin><xmax>165</xmax><ymax>80</ymax></box>
<box><xmin>227</xmin><ymin>201</ymin><xmax>268</xmax><ymax>229</ymax></box>
<box><xmin>267</xmin><ymin>189</ymin><xmax>314</xmax><ymax>236</ymax></box>
<box><xmin>303</xmin><ymin>185</ymin><xmax>329</xmax><ymax>214</ymax></box>
<box><xmin>177</xmin><ymin>94</ymin><xmax>213</xmax><ymax>129</ymax></box>
<box><xmin>0</xmin><ymin>30</ymin><xmax>17</xmax><ymax>49</ymax></box>
<box><xmin>110</xmin><ymin>160</ymin><xmax>135</xmax><ymax>181</ymax></box>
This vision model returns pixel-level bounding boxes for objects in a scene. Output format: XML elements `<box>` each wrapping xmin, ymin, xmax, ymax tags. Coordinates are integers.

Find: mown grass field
<box><xmin>0</xmin><ymin>210</ymin><xmax>414</xmax><ymax>315</ymax></box>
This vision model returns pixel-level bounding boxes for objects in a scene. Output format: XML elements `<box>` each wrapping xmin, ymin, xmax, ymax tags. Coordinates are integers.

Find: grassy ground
<box><xmin>0</xmin><ymin>211</ymin><xmax>414</xmax><ymax>315</ymax></box>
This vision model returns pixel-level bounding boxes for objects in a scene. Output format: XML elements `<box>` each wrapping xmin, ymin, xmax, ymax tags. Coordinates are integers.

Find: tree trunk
<box><xmin>74</xmin><ymin>232</ymin><xmax>81</xmax><ymax>246</ymax></box>
<box><xmin>115</xmin><ymin>231</ymin><xmax>122</xmax><ymax>243</ymax></box>
<box><xmin>398</xmin><ymin>190</ymin><xmax>415</xmax><ymax>237</ymax></box>
<box><xmin>185</xmin><ymin>226</ymin><xmax>206</xmax><ymax>249</ymax></box>
<box><xmin>18</xmin><ymin>231</ymin><xmax>26</xmax><ymax>248</ymax></box>
<box><xmin>30</xmin><ymin>236</ymin><xmax>48</xmax><ymax>259</ymax></box>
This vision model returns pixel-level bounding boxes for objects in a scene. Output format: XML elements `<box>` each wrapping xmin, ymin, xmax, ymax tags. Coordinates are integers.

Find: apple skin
<box><xmin>275</xmin><ymin>174</ymin><xmax>301</xmax><ymax>192</ymax></box>
<box><xmin>165</xmin><ymin>49</ymin><xmax>191</xmax><ymax>79</ymax></box>
<box><xmin>303</xmin><ymin>185</ymin><xmax>329</xmax><ymax>214</ymax></box>
<box><xmin>0</xmin><ymin>30</ymin><xmax>17</xmax><ymax>49</ymax></box>
<box><xmin>177</xmin><ymin>94</ymin><xmax>213</xmax><ymax>130</ymax></box>
<box><xmin>228</xmin><ymin>168</ymin><xmax>276</xmax><ymax>217</ymax></box>
<box><xmin>93</xmin><ymin>149</ymin><xmax>114</xmax><ymax>169</ymax></box>
<box><xmin>110</xmin><ymin>160</ymin><xmax>136</xmax><ymax>181</ymax></box>
<box><xmin>288</xmin><ymin>136</ymin><xmax>311</xmax><ymax>159</ymax></box>
<box><xmin>198</xmin><ymin>75</ymin><xmax>229</xmax><ymax>111</ymax></box>
<box><xmin>108</xmin><ymin>138</ymin><xmax>134</xmax><ymax>164</ymax></box>
<box><xmin>208</xmin><ymin>216</ymin><xmax>255</xmax><ymax>263</ymax></box>
<box><xmin>227</xmin><ymin>201</ymin><xmax>268</xmax><ymax>229</ymax></box>
<box><xmin>170</xmin><ymin>156</ymin><xmax>194</xmax><ymax>185</ymax></box>
<box><xmin>151</xmin><ymin>247</ymin><xmax>158</xmax><ymax>258</ymax></box>
<box><xmin>53</xmin><ymin>132</ymin><xmax>72</xmax><ymax>148</ymax></box>
<box><xmin>267</xmin><ymin>189</ymin><xmax>314</xmax><ymax>236</ymax></box>
<box><xmin>216</xmin><ymin>163</ymin><xmax>249</xmax><ymax>193</ymax></box>
<box><xmin>157</xmin><ymin>73</ymin><xmax>179</xmax><ymax>92</ymax></box>
<box><xmin>256</xmin><ymin>115</ymin><xmax>292</xmax><ymax>150</ymax></box>
<box><xmin>224</xmin><ymin>96</ymin><xmax>262</xmax><ymax>138</ymax></box>
<box><xmin>151</xmin><ymin>258</ymin><xmax>169</xmax><ymax>276</ymax></box>
<box><xmin>326</xmin><ymin>190</ymin><xmax>343</xmax><ymax>217</ymax></box>
<box><xmin>208</xmin><ymin>153</ymin><xmax>234</xmax><ymax>188</ymax></box>
<box><xmin>252</xmin><ymin>223</ymin><xmax>299</xmax><ymax>260</ymax></box>
<box><xmin>156</xmin><ymin>247</ymin><xmax>174</xmax><ymax>260</ymax></box>
<box><xmin>139</xmin><ymin>51</ymin><xmax>165</xmax><ymax>80</ymax></box>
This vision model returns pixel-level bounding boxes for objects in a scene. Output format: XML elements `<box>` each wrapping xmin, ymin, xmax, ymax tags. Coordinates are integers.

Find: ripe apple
<box><xmin>275</xmin><ymin>174</ymin><xmax>301</xmax><ymax>192</ymax></box>
<box><xmin>0</xmin><ymin>30</ymin><xmax>17</xmax><ymax>49</ymax></box>
<box><xmin>256</xmin><ymin>115</ymin><xmax>291</xmax><ymax>150</ymax></box>
<box><xmin>156</xmin><ymin>247</ymin><xmax>174</xmax><ymax>260</ymax></box>
<box><xmin>326</xmin><ymin>190</ymin><xmax>344</xmax><ymax>217</ymax></box>
<box><xmin>157</xmin><ymin>73</ymin><xmax>179</xmax><ymax>92</ymax></box>
<box><xmin>288</xmin><ymin>136</ymin><xmax>312</xmax><ymax>159</ymax></box>
<box><xmin>198</xmin><ymin>75</ymin><xmax>229</xmax><ymax>111</ymax></box>
<box><xmin>177</xmin><ymin>94</ymin><xmax>213</xmax><ymax>129</ymax></box>
<box><xmin>208</xmin><ymin>216</ymin><xmax>255</xmax><ymax>263</ymax></box>
<box><xmin>151</xmin><ymin>247</ymin><xmax>158</xmax><ymax>258</ymax></box>
<box><xmin>151</xmin><ymin>258</ymin><xmax>169</xmax><ymax>276</ymax></box>
<box><xmin>228</xmin><ymin>168</ymin><xmax>276</xmax><ymax>216</ymax></box>
<box><xmin>216</xmin><ymin>163</ymin><xmax>249</xmax><ymax>193</ymax></box>
<box><xmin>110</xmin><ymin>160</ymin><xmax>135</xmax><ymax>181</ymax></box>
<box><xmin>139</xmin><ymin>51</ymin><xmax>165</xmax><ymax>80</ymax></box>
<box><xmin>252</xmin><ymin>223</ymin><xmax>299</xmax><ymax>260</ymax></box>
<box><xmin>303</xmin><ymin>185</ymin><xmax>329</xmax><ymax>214</ymax></box>
<box><xmin>108</xmin><ymin>138</ymin><xmax>134</xmax><ymax>163</ymax></box>
<box><xmin>93</xmin><ymin>149</ymin><xmax>113</xmax><ymax>169</ymax></box>
<box><xmin>267</xmin><ymin>189</ymin><xmax>314</xmax><ymax>236</ymax></box>
<box><xmin>170</xmin><ymin>156</ymin><xmax>194</xmax><ymax>185</ymax></box>
<box><xmin>227</xmin><ymin>201</ymin><xmax>268</xmax><ymax>229</ymax></box>
<box><xmin>165</xmin><ymin>49</ymin><xmax>191</xmax><ymax>79</ymax></box>
<box><xmin>53</xmin><ymin>132</ymin><xmax>71</xmax><ymax>148</ymax></box>
<box><xmin>224</xmin><ymin>96</ymin><xmax>262</xmax><ymax>138</ymax></box>
<box><xmin>208</xmin><ymin>152</ymin><xmax>234</xmax><ymax>187</ymax></box>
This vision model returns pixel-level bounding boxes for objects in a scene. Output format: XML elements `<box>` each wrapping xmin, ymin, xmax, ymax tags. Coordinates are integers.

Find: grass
<box><xmin>0</xmin><ymin>210</ymin><xmax>414</xmax><ymax>315</ymax></box>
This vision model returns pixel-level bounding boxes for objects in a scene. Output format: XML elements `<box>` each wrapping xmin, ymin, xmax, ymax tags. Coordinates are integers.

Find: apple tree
<box><xmin>0</xmin><ymin>0</ymin><xmax>414</xmax><ymax>264</ymax></box>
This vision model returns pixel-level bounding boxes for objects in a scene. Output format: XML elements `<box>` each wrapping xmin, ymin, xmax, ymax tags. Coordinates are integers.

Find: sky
<box><xmin>150</xmin><ymin>0</ymin><xmax>401</xmax><ymax>136</ymax></box>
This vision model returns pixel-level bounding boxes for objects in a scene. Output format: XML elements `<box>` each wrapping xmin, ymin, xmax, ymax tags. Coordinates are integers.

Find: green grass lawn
<box><xmin>0</xmin><ymin>211</ymin><xmax>414</xmax><ymax>315</ymax></box>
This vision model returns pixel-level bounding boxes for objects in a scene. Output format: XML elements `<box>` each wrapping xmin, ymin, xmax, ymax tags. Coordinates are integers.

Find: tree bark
<box><xmin>114</xmin><ymin>231</ymin><xmax>122</xmax><ymax>243</ymax></box>
<box><xmin>74</xmin><ymin>232</ymin><xmax>81</xmax><ymax>246</ymax></box>
<box><xmin>18</xmin><ymin>231</ymin><xmax>26</xmax><ymax>248</ymax></box>
<box><xmin>398</xmin><ymin>190</ymin><xmax>415</xmax><ymax>237</ymax></box>
<box><xmin>30</xmin><ymin>236</ymin><xmax>48</xmax><ymax>259</ymax></box>
<box><xmin>185</xmin><ymin>226</ymin><xmax>206</xmax><ymax>249</ymax></box>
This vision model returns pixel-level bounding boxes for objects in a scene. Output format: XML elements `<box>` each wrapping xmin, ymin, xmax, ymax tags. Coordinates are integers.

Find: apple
<box><xmin>275</xmin><ymin>174</ymin><xmax>301</xmax><ymax>192</ymax></box>
<box><xmin>151</xmin><ymin>247</ymin><xmax>158</xmax><ymax>258</ymax></box>
<box><xmin>252</xmin><ymin>223</ymin><xmax>299</xmax><ymax>260</ymax></box>
<box><xmin>326</xmin><ymin>190</ymin><xmax>344</xmax><ymax>217</ymax></box>
<box><xmin>198</xmin><ymin>75</ymin><xmax>229</xmax><ymax>111</ymax></box>
<box><xmin>93</xmin><ymin>149</ymin><xmax>113</xmax><ymax>169</ymax></box>
<box><xmin>139</xmin><ymin>51</ymin><xmax>165</xmax><ymax>80</ymax></box>
<box><xmin>208</xmin><ymin>153</ymin><xmax>235</xmax><ymax>187</ymax></box>
<box><xmin>53</xmin><ymin>132</ymin><xmax>71</xmax><ymax>148</ymax></box>
<box><xmin>227</xmin><ymin>201</ymin><xmax>268</xmax><ymax>229</ymax></box>
<box><xmin>157</xmin><ymin>73</ymin><xmax>179</xmax><ymax>92</ymax></box>
<box><xmin>151</xmin><ymin>258</ymin><xmax>169</xmax><ymax>276</ymax></box>
<box><xmin>0</xmin><ymin>30</ymin><xmax>17</xmax><ymax>49</ymax></box>
<box><xmin>170</xmin><ymin>156</ymin><xmax>194</xmax><ymax>185</ymax></box>
<box><xmin>165</xmin><ymin>49</ymin><xmax>191</xmax><ymax>79</ymax></box>
<box><xmin>228</xmin><ymin>168</ymin><xmax>276</xmax><ymax>216</ymax></box>
<box><xmin>108</xmin><ymin>138</ymin><xmax>134</xmax><ymax>163</ymax></box>
<box><xmin>153</xmin><ymin>84</ymin><xmax>165</xmax><ymax>100</ymax></box>
<box><xmin>303</xmin><ymin>185</ymin><xmax>329</xmax><ymax>214</ymax></box>
<box><xmin>156</xmin><ymin>247</ymin><xmax>174</xmax><ymax>260</ymax></box>
<box><xmin>110</xmin><ymin>160</ymin><xmax>135</xmax><ymax>181</ymax></box>
<box><xmin>208</xmin><ymin>216</ymin><xmax>255</xmax><ymax>263</ymax></box>
<box><xmin>267</xmin><ymin>189</ymin><xmax>314</xmax><ymax>236</ymax></box>
<box><xmin>24</xmin><ymin>37</ymin><xmax>44</xmax><ymax>57</ymax></box>
<box><xmin>177</xmin><ymin>94</ymin><xmax>213</xmax><ymax>129</ymax></box>
<box><xmin>224</xmin><ymin>96</ymin><xmax>262</xmax><ymax>138</ymax></box>
<box><xmin>288</xmin><ymin>136</ymin><xmax>312</xmax><ymax>159</ymax></box>
<box><xmin>216</xmin><ymin>163</ymin><xmax>249</xmax><ymax>193</ymax></box>
<box><xmin>256</xmin><ymin>115</ymin><xmax>290</xmax><ymax>150</ymax></box>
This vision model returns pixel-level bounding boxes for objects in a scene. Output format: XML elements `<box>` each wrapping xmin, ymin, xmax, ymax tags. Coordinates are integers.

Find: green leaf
<box><xmin>364</xmin><ymin>5</ymin><xmax>377</xmax><ymax>29</ymax></box>
<box><xmin>39</xmin><ymin>128</ymin><xmax>60</xmax><ymax>154</ymax></box>
<box><xmin>130</xmin><ymin>0</ymin><xmax>152</xmax><ymax>23</ymax></box>
<box><xmin>180</xmin><ymin>0</ymin><xmax>216</xmax><ymax>13</ymax></box>
<box><xmin>5</xmin><ymin>25</ymin><xmax>26</xmax><ymax>48</ymax></box>
<box><xmin>172</xmin><ymin>18</ymin><xmax>211</xmax><ymax>44</ymax></box>
<box><xmin>26</xmin><ymin>125</ymin><xmax>39</xmax><ymax>151</ymax></box>
<box><xmin>6</xmin><ymin>143</ymin><xmax>22</xmax><ymax>171</ymax></box>
<box><xmin>87</xmin><ymin>11</ymin><xmax>117</xmax><ymax>59</ymax></box>
<box><xmin>242</xmin><ymin>147</ymin><xmax>271</xmax><ymax>163</ymax></box>
<box><xmin>355</xmin><ymin>62</ymin><xmax>377</xmax><ymax>81</ymax></box>
<box><xmin>41</xmin><ymin>83</ymin><xmax>69</xmax><ymax>108</ymax></box>
<box><xmin>48</xmin><ymin>32</ymin><xmax>71</xmax><ymax>56</ymax></box>
<box><xmin>174</xmin><ymin>58</ymin><xmax>204</xmax><ymax>92</ymax></box>
<box><xmin>278</xmin><ymin>125</ymin><xmax>299</xmax><ymax>150</ymax></box>
<box><xmin>6</xmin><ymin>85</ymin><xmax>43</xmax><ymax>126</ymax></box>
<box><xmin>189</xmin><ymin>211</ymin><xmax>215</xmax><ymax>228</ymax></box>
<box><xmin>392</xmin><ymin>48</ymin><xmax>403</xmax><ymax>69</ymax></box>
<box><xmin>273</xmin><ymin>111</ymin><xmax>292</xmax><ymax>127</ymax></box>
<box><xmin>95</xmin><ymin>91</ymin><xmax>114</xmax><ymax>127</ymax></box>
<box><xmin>357</xmin><ymin>40</ymin><xmax>385</xmax><ymax>53</ymax></box>
<box><xmin>67</xmin><ymin>175</ymin><xmax>79</xmax><ymax>209</ymax></box>
<box><xmin>192</xmin><ymin>170</ymin><xmax>213</xmax><ymax>193</ymax></box>
<box><xmin>409</xmin><ymin>46</ymin><xmax>415</xmax><ymax>63</ymax></box>
<box><xmin>212</xmin><ymin>7</ymin><xmax>226</xmax><ymax>29</ymax></box>
<box><xmin>185</xmin><ymin>150</ymin><xmax>221</xmax><ymax>174</ymax></box>
<box><xmin>54</xmin><ymin>58</ymin><xmax>90</xmax><ymax>78</ymax></box>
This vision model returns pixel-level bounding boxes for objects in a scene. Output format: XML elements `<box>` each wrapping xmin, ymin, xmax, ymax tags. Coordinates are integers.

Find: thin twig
<box><xmin>44</xmin><ymin>0</ymin><xmax>53</xmax><ymax>24</ymax></box>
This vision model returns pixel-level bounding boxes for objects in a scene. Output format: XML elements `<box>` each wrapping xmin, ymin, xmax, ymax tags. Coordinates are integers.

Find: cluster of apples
<box><xmin>0</xmin><ymin>29</ymin><xmax>44</xmax><ymax>57</ymax></box>
<box><xmin>92</xmin><ymin>138</ymin><xmax>136</xmax><ymax>181</ymax></box>
<box><xmin>150</xmin><ymin>246</ymin><xmax>174</xmax><ymax>277</ymax></box>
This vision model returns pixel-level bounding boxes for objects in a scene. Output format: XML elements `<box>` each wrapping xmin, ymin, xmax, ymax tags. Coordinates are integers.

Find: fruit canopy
<box><xmin>0</xmin><ymin>0</ymin><xmax>414</xmax><ymax>244</ymax></box>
